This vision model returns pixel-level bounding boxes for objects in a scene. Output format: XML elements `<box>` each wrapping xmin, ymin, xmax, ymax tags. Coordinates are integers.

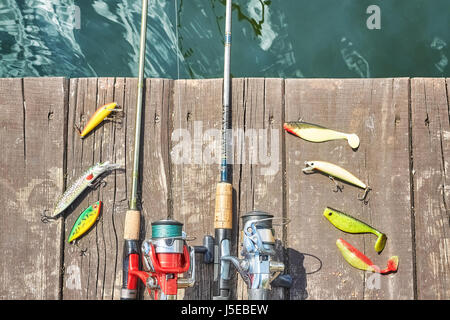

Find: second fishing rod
<box><xmin>210</xmin><ymin>0</ymin><xmax>293</xmax><ymax>300</ymax></box>
<box><xmin>212</xmin><ymin>0</ymin><xmax>234</xmax><ymax>300</ymax></box>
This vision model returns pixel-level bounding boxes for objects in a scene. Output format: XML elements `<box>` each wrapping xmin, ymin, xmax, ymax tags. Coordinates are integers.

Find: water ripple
<box><xmin>0</xmin><ymin>0</ymin><xmax>95</xmax><ymax>77</ymax></box>
<box><xmin>0</xmin><ymin>0</ymin><xmax>448</xmax><ymax>78</ymax></box>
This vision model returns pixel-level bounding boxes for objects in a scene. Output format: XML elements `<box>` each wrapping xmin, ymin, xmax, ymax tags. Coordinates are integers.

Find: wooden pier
<box><xmin>0</xmin><ymin>77</ymin><xmax>448</xmax><ymax>300</ymax></box>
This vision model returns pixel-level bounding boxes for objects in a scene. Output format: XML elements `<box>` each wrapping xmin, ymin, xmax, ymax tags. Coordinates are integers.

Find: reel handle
<box><xmin>271</xmin><ymin>274</ymin><xmax>293</xmax><ymax>289</ymax></box>
<box><xmin>193</xmin><ymin>235</ymin><xmax>214</xmax><ymax>264</ymax></box>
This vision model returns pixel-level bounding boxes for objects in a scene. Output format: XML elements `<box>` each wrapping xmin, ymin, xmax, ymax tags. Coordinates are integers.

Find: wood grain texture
<box><xmin>411</xmin><ymin>78</ymin><xmax>450</xmax><ymax>299</ymax></box>
<box><xmin>140</xmin><ymin>78</ymin><xmax>173</xmax><ymax>226</ymax></box>
<box><xmin>235</xmin><ymin>78</ymin><xmax>287</xmax><ymax>300</ymax></box>
<box><xmin>63</xmin><ymin>78</ymin><xmax>173</xmax><ymax>300</ymax></box>
<box><xmin>139</xmin><ymin>78</ymin><xmax>174</xmax><ymax>299</ymax></box>
<box><xmin>171</xmin><ymin>79</ymin><xmax>223</xmax><ymax>300</ymax></box>
<box><xmin>63</xmin><ymin>77</ymin><xmax>123</xmax><ymax>300</ymax></box>
<box><xmin>0</xmin><ymin>77</ymin><xmax>67</xmax><ymax>299</ymax></box>
<box><xmin>284</xmin><ymin>78</ymin><xmax>413</xmax><ymax>300</ymax></box>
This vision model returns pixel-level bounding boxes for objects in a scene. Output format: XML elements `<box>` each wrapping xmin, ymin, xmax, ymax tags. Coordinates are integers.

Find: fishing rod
<box><xmin>208</xmin><ymin>1</ymin><xmax>292</xmax><ymax>300</ymax></box>
<box><xmin>211</xmin><ymin>0</ymin><xmax>234</xmax><ymax>300</ymax></box>
<box><xmin>120</xmin><ymin>0</ymin><xmax>148</xmax><ymax>300</ymax></box>
<box><xmin>120</xmin><ymin>0</ymin><xmax>213</xmax><ymax>300</ymax></box>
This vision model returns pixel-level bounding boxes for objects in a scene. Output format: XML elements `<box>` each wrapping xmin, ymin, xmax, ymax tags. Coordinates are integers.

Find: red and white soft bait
<box><xmin>336</xmin><ymin>238</ymin><xmax>398</xmax><ymax>274</ymax></box>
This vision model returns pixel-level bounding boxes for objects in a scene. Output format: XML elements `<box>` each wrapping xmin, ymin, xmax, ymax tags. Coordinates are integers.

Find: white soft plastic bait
<box><xmin>284</xmin><ymin>121</ymin><xmax>360</xmax><ymax>149</ymax></box>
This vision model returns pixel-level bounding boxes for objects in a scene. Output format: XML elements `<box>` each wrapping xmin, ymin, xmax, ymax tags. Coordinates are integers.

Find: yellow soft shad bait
<box><xmin>323</xmin><ymin>207</ymin><xmax>387</xmax><ymax>253</ymax></box>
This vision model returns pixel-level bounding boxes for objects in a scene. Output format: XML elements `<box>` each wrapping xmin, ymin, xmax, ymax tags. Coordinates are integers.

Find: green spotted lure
<box><xmin>42</xmin><ymin>161</ymin><xmax>121</xmax><ymax>221</ymax></box>
<box><xmin>68</xmin><ymin>201</ymin><xmax>102</xmax><ymax>243</ymax></box>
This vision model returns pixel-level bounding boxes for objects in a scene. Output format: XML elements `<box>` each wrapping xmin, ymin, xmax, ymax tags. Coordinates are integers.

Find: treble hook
<box><xmin>329</xmin><ymin>176</ymin><xmax>344</xmax><ymax>193</ymax></box>
<box><xmin>79</xmin><ymin>248</ymin><xmax>88</xmax><ymax>257</ymax></box>
<box><xmin>74</xmin><ymin>124</ymin><xmax>82</xmax><ymax>135</ymax></box>
<box><xmin>41</xmin><ymin>210</ymin><xmax>57</xmax><ymax>223</ymax></box>
<box><xmin>72</xmin><ymin>240</ymin><xmax>88</xmax><ymax>256</ymax></box>
<box><xmin>90</xmin><ymin>179</ymin><xmax>107</xmax><ymax>190</ymax></box>
<box><xmin>358</xmin><ymin>187</ymin><xmax>371</xmax><ymax>204</ymax></box>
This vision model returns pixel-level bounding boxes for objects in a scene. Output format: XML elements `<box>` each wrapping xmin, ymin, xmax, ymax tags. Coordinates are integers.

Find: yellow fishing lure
<box><xmin>67</xmin><ymin>201</ymin><xmax>102</xmax><ymax>243</ymax></box>
<box><xmin>79</xmin><ymin>102</ymin><xmax>120</xmax><ymax>138</ymax></box>
<box><xmin>324</xmin><ymin>207</ymin><xmax>386</xmax><ymax>253</ymax></box>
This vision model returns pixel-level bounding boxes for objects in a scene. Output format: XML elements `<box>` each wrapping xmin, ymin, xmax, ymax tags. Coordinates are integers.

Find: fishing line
<box><xmin>152</xmin><ymin>222</ymin><xmax>183</xmax><ymax>238</ymax></box>
<box><xmin>173</xmin><ymin>0</ymin><xmax>186</xmax><ymax>231</ymax></box>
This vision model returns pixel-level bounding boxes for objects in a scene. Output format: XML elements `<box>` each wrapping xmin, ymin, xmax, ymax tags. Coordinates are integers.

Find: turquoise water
<box><xmin>0</xmin><ymin>0</ymin><xmax>448</xmax><ymax>78</ymax></box>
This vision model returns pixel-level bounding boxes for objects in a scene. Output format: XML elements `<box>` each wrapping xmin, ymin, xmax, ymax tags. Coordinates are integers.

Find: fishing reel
<box><xmin>128</xmin><ymin>219</ymin><xmax>196</xmax><ymax>300</ymax></box>
<box><xmin>223</xmin><ymin>211</ymin><xmax>293</xmax><ymax>300</ymax></box>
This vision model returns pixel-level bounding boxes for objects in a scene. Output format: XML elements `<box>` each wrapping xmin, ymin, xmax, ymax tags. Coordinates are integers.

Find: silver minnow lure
<box><xmin>44</xmin><ymin>161</ymin><xmax>121</xmax><ymax>220</ymax></box>
<box><xmin>303</xmin><ymin>160</ymin><xmax>371</xmax><ymax>201</ymax></box>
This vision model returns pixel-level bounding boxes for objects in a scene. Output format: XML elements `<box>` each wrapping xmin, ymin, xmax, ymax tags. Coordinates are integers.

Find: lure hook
<box><xmin>74</xmin><ymin>124</ymin><xmax>82</xmax><ymax>135</ymax></box>
<box><xmin>105</xmin><ymin>114</ymin><xmax>123</xmax><ymax>124</ymax></box>
<box><xmin>41</xmin><ymin>210</ymin><xmax>57</xmax><ymax>223</ymax></box>
<box><xmin>73</xmin><ymin>241</ymin><xmax>88</xmax><ymax>256</ymax></box>
<box><xmin>79</xmin><ymin>248</ymin><xmax>88</xmax><ymax>257</ymax></box>
<box><xmin>91</xmin><ymin>179</ymin><xmax>107</xmax><ymax>190</ymax></box>
<box><xmin>358</xmin><ymin>187</ymin><xmax>371</xmax><ymax>203</ymax></box>
<box><xmin>329</xmin><ymin>176</ymin><xmax>344</xmax><ymax>193</ymax></box>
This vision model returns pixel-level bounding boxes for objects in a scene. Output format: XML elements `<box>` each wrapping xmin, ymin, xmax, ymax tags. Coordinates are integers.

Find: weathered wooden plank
<box><xmin>285</xmin><ymin>79</ymin><xmax>367</xmax><ymax>300</ymax></box>
<box><xmin>140</xmin><ymin>78</ymin><xmax>173</xmax><ymax>225</ymax></box>
<box><xmin>63</xmin><ymin>78</ymin><xmax>127</xmax><ymax>300</ymax></box>
<box><xmin>63</xmin><ymin>78</ymin><xmax>173</xmax><ymax>300</ymax></box>
<box><xmin>108</xmin><ymin>77</ymin><xmax>128</xmax><ymax>299</ymax></box>
<box><xmin>171</xmin><ymin>79</ymin><xmax>223</xmax><ymax>300</ymax></box>
<box><xmin>64</xmin><ymin>77</ymin><xmax>104</xmax><ymax>299</ymax></box>
<box><xmin>91</xmin><ymin>77</ymin><xmax>121</xmax><ymax>300</ymax></box>
<box><xmin>411</xmin><ymin>78</ymin><xmax>450</xmax><ymax>299</ymax></box>
<box><xmin>360</xmin><ymin>78</ymin><xmax>413</xmax><ymax>300</ymax></box>
<box><xmin>284</xmin><ymin>78</ymin><xmax>413</xmax><ymax>300</ymax></box>
<box><xmin>139</xmin><ymin>78</ymin><xmax>174</xmax><ymax>299</ymax></box>
<box><xmin>235</xmin><ymin>78</ymin><xmax>287</xmax><ymax>300</ymax></box>
<box><xmin>0</xmin><ymin>77</ymin><xmax>67</xmax><ymax>299</ymax></box>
